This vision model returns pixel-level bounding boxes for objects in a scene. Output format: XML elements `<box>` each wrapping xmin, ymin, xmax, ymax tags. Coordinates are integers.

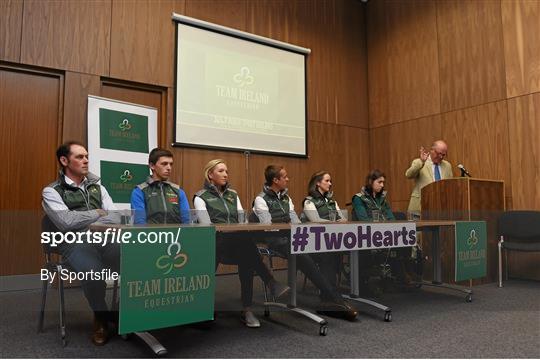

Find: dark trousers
<box><xmin>269</xmin><ymin>239</ymin><xmax>342</xmax><ymax>302</ymax></box>
<box><xmin>216</xmin><ymin>233</ymin><xmax>273</xmax><ymax>307</ymax></box>
<box><xmin>59</xmin><ymin>242</ymin><xmax>120</xmax><ymax>318</ymax></box>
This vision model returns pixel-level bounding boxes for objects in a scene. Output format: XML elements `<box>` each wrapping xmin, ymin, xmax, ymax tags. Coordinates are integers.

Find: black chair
<box><xmin>37</xmin><ymin>216</ymin><xmax>118</xmax><ymax>346</ymax></box>
<box><xmin>497</xmin><ymin>211</ymin><xmax>540</xmax><ymax>287</ymax></box>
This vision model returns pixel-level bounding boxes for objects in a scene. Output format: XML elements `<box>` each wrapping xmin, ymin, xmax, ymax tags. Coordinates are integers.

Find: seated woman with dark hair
<box><xmin>352</xmin><ymin>169</ymin><xmax>395</xmax><ymax>221</ymax></box>
<box><xmin>352</xmin><ymin>169</ymin><xmax>414</xmax><ymax>287</ymax></box>
<box><xmin>302</xmin><ymin>171</ymin><xmax>358</xmax><ymax>320</ymax></box>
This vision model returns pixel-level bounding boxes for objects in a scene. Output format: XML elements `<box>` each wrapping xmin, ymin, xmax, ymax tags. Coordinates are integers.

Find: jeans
<box><xmin>268</xmin><ymin>237</ymin><xmax>342</xmax><ymax>302</ymax></box>
<box><xmin>216</xmin><ymin>233</ymin><xmax>273</xmax><ymax>307</ymax></box>
<box><xmin>59</xmin><ymin>242</ymin><xmax>120</xmax><ymax>316</ymax></box>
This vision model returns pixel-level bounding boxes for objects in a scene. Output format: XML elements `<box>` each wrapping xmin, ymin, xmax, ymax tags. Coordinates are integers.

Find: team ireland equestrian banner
<box><xmin>455</xmin><ymin>221</ymin><xmax>487</xmax><ymax>282</ymax></box>
<box><xmin>100</xmin><ymin>161</ymin><xmax>150</xmax><ymax>203</ymax></box>
<box><xmin>119</xmin><ymin>226</ymin><xmax>216</xmax><ymax>334</ymax></box>
<box><xmin>99</xmin><ymin>108</ymin><xmax>149</xmax><ymax>153</ymax></box>
<box><xmin>290</xmin><ymin>223</ymin><xmax>417</xmax><ymax>254</ymax></box>
<box><xmin>88</xmin><ymin>96</ymin><xmax>158</xmax><ymax>209</ymax></box>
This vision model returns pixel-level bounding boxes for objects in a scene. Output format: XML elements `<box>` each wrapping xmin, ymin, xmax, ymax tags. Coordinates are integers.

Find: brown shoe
<box><xmin>317</xmin><ymin>300</ymin><xmax>358</xmax><ymax>322</ymax></box>
<box><xmin>92</xmin><ymin>317</ymin><xmax>109</xmax><ymax>346</ymax></box>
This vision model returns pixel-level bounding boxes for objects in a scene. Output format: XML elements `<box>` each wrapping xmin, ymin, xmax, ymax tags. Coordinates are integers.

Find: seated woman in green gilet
<box><xmin>193</xmin><ymin>159</ymin><xmax>289</xmax><ymax>328</ymax></box>
<box><xmin>352</xmin><ymin>169</ymin><xmax>414</xmax><ymax>287</ymax></box>
<box><xmin>302</xmin><ymin>171</ymin><xmax>348</xmax><ymax>314</ymax></box>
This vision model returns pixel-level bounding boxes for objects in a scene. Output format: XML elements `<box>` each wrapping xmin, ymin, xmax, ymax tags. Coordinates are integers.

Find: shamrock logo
<box><xmin>119</xmin><ymin>119</ymin><xmax>132</xmax><ymax>131</ymax></box>
<box><xmin>233</xmin><ymin>67</ymin><xmax>254</xmax><ymax>87</ymax></box>
<box><xmin>120</xmin><ymin>170</ymin><xmax>133</xmax><ymax>183</ymax></box>
<box><xmin>155</xmin><ymin>240</ymin><xmax>188</xmax><ymax>275</ymax></box>
<box><xmin>467</xmin><ymin>229</ymin><xmax>478</xmax><ymax>248</ymax></box>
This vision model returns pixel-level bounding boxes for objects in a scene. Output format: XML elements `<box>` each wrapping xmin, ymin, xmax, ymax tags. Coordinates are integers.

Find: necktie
<box><xmin>434</xmin><ymin>164</ymin><xmax>441</xmax><ymax>181</ymax></box>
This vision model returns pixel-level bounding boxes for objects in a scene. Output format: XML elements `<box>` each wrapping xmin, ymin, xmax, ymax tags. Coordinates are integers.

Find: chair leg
<box><xmin>112</xmin><ymin>278</ymin><xmax>119</xmax><ymax>311</ymax></box>
<box><xmin>57</xmin><ymin>266</ymin><xmax>67</xmax><ymax>346</ymax></box>
<box><xmin>37</xmin><ymin>278</ymin><xmax>48</xmax><ymax>333</ymax></box>
<box><xmin>504</xmin><ymin>250</ymin><xmax>508</xmax><ymax>281</ymax></box>
<box><xmin>498</xmin><ymin>238</ymin><xmax>503</xmax><ymax>288</ymax></box>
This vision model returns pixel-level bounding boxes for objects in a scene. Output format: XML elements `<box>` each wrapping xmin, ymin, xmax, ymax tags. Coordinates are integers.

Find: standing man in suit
<box><xmin>405</xmin><ymin>140</ymin><xmax>453</xmax><ymax>218</ymax></box>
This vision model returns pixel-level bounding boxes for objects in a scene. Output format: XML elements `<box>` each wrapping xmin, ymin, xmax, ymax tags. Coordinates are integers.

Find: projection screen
<box><xmin>173</xmin><ymin>15</ymin><xmax>310</xmax><ymax>156</ymax></box>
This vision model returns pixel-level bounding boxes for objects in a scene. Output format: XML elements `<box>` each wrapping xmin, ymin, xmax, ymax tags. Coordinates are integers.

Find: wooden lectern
<box><xmin>421</xmin><ymin>178</ymin><xmax>505</xmax><ymax>284</ymax></box>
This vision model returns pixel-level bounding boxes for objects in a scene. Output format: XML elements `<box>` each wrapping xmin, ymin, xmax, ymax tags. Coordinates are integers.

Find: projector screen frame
<box><xmin>172</xmin><ymin>13</ymin><xmax>310</xmax><ymax>158</ymax></box>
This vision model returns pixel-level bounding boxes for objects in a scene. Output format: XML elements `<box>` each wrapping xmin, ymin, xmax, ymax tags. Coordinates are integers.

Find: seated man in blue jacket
<box><xmin>131</xmin><ymin>148</ymin><xmax>190</xmax><ymax>224</ymax></box>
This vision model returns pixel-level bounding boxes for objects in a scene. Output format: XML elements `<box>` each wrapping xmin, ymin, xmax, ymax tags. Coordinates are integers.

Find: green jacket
<box><xmin>256</xmin><ymin>185</ymin><xmax>291</xmax><ymax>223</ymax></box>
<box><xmin>303</xmin><ymin>191</ymin><xmax>341</xmax><ymax>221</ymax></box>
<box><xmin>352</xmin><ymin>187</ymin><xmax>395</xmax><ymax>221</ymax></box>
<box><xmin>195</xmin><ymin>181</ymin><xmax>239</xmax><ymax>224</ymax></box>
<box><xmin>51</xmin><ymin>171</ymin><xmax>102</xmax><ymax>211</ymax></box>
<box><xmin>131</xmin><ymin>177</ymin><xmax>190</xmax><ymax>224</ymax></box>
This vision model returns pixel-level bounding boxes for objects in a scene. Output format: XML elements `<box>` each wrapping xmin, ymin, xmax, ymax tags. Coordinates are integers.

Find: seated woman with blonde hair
<box><xmin>193</xmin><ymin>159</ymin><xmax>289</xmax><ymax>328</ymax></box>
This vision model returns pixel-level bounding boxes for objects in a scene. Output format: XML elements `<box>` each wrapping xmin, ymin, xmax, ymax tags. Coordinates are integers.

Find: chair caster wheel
<box><xmin>466</xmin><ymin>294</ymin><xmax>472</xmax><ymax>303</ymax></box>
<box><xmin>319</xmin><ymin>325</ymin><xmax>328</xmax><ymax>336</ymax></box>
<box><xmin>384</xmin><ymin>311</ymin><xmax>392</xmax><ymax>322</ymax></box>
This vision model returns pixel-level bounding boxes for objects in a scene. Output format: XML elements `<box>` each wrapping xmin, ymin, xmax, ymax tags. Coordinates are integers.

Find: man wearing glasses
<box><xmin>405</xmin><ymin>140</ymin><xmax>453</xmax><ymax>218</ymax></box>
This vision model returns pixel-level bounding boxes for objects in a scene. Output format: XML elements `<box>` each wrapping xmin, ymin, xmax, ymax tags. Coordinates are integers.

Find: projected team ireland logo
<box><xmin>156</xmin><ymin>238</ymin><xmax>189</xmax><ymax>275</ymax></box>
<box><xmin>233</xmin><ymin>66</ymin><xmax>254</xmax><ymax>87</ymax></box>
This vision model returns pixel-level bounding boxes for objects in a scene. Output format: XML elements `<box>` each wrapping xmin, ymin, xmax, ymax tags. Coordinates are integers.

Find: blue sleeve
<box><xmin>130</xmin><ymin>187</ymin><xmax>147</xmax><ymax>224</ymax></box>
<box><xmin>352</xmin><ymin>196</ymin><xmax>369</xmax><ymax>221</ymax></box>
<box><xmin>178</xmin><ymin>189</ymin><xmax>190</xmax><ymax>224</ymax></box>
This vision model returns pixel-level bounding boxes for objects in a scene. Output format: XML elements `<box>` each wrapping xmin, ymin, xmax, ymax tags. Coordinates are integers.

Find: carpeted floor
<box><xmin>1</xmin><ymin>273</ymin><xmax>539</xmax><ymax>358</ymax></box>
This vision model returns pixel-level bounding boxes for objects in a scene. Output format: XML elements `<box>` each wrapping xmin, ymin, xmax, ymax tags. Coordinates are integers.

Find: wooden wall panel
<box><xmin>370</xmin><ymin>115</ymin><xmax>442</xmax><ymax>204</ymax></box>
<box><xmin>0</xmin><ymin>0</ymin><xmax>23</xmax><ymax>62</ymax></box>
<box><xmin>110</xmin><ymin>0</ymin><xmax>184</xmax><ymax>87</ymax></box>
<box><xmin>63</xmin><ymin>72</ymin><xmax>101</xmax><ymax>143</ymax></box>
<box><xmin>334</xmin><ymin>0</ymin><xmax>368</xmax><ymax>129</ymax></box>
<box><xmin>436</xmin><ymin>0</ymin><xmax>506</xmax><ymax>112</ymax></box>
<box><xmin>343</xmin><ymin>126</ymin><xmax>370</xmax><ymax>206</ymax></box>
<box><xmin>0</xmin><ymin>68</ymin><xmax>61</xmax><ymax>275</ymax></box>
<box><xmin>297</xmin><ymin>0</ymin><xmax>337</xmax><ymax>124</ymax></box>
<box><xmin>507</xmin><ymin>93</ymin><xmax>540</xmax><ymax>210</ymax></box>
<box><xmin>367</xmin><ymin>0</ymin><xmax>440</xmax><ymax>128</ymax></box>
<box><xmin>20</xmin><ymin>0</ymin><xmax>111</xmax><ymax>75</ymax></box>
<box><xmin>247</xmin><ymin>0</ymin><xmax>298</xmax><ymax>44</ymax></box>
<box><xmin>249</xmin><ymin>0</ymin><xmax>367</xmax><ymax>127</ymax></box>
<box><xmin>185</xmin><ymin>0</ymin><xmax>247</xmax><ymax>31</ymax></box>
<box><xmin>502</xmin><ymin>0</ymin><xmax>540</xmax><ymax>98</ymax></box>
<box><xmin>304</xmin><ymin>122</ymin><xmax>369</xmax><ymax>210</ymax></box>
<box><xmin>442</xmin><ymin>101</ymin><xmax>511</xmax><ymax>199</ymax></box>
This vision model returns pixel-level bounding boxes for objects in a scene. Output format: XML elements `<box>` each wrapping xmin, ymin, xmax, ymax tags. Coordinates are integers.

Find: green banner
<box><xmin>119</xmin><ymin>226</ymin><xmax>215</xmax><ymax>334</ymax></box>
<box><xmin>99</xmin><ymin>108</ymin><xmax>149</xmax><ymax>153</ymax></box>
<box><xmin>455</xmin><ymin>221</ymin><xmax>487</xmax><ymax>281</ymax></box>
<box><xmin>100</xmin><ymin>161</ymin><xmax>149</xmax><ymax>203</ymax></box>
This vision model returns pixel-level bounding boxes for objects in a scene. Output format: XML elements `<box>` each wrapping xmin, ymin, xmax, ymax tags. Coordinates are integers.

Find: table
<box><xmin>215</xmin><ymin>223</ymin><xmax>329</xmax><ymax>335</ymax></box>
<box><xmin>345</xmin><ymin>220</ymin><xmax>473</xmax><ymax>319</ymax></box>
